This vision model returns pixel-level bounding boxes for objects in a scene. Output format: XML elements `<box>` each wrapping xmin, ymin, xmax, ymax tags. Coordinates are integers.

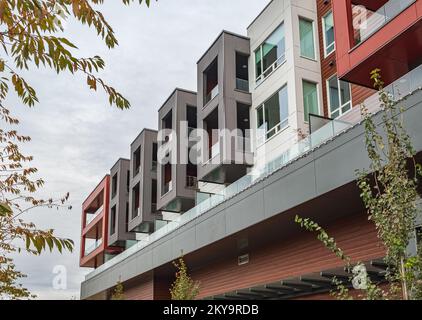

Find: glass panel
<box><xmin>339</xmin><ymin>80</ymin><xmax>351</xmax><ymax>105</ymax></box>
<box><xmin>257</xmin><ymin>106</ymin><xmax>265</xmax><ymax>129</ymax></box>
<box><xmin>299</xmin><ymin>18</ymin><xmax>315</xmax><ymax>59</ymax></box>
<box><xmin>279</xmin><ymin>85</ymin><xmax>289</xmax><ymax>127</ymax></box>
<box><xmin>262</xmin><ymin>24</ymin><xmax>285</xmax><ymax>71</ymax></box>
<box><xmin>255</xmin><ymin>48</ymin><xmax>262</xmax><ymax>79</ymax></box>
<box><xmin>324</xmin><ymin>11</ymin><xmax>335</xmax><ymax>54</ymax></box>
<box><xmin>303</xmin><ymin>81</ymin><xmax>318</xmax><ymax>122</ymax></box>
<box><xmin>328</xmin><ymin>76</ymin><xmax>340</xmax><ymax>114</ymax></box>
<box><xmin>265</xmin><ymin>92</ymin><xmax>281</xmax><ymax>132</ymax></box>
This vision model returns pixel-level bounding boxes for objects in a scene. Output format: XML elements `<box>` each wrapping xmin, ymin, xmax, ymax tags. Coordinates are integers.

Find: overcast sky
<box><xmin>6</xmin><ymin>0</ymin><xmax>270</xmax><ymax>300</ymax></box>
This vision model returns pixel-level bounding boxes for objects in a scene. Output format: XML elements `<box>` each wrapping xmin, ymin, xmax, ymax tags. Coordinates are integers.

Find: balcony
<box><xmin>255</xmin><ymin>54</ymin><xmax>286</xmax><ymax>87</ymax></box>
<box><xmin>204</xmin><ymin>85</ymin><xmax>219</xmax><ymax>106</ymax></box>
<box><xmin>85</xmin><ymin>205</ymin><xmax>103</xmax><ymax>227</ymax></box>
<box><xmin>355</xmin><ymin>0</ymin><xmax>416</xmax><ymax>44</ymax></box>
<box><xmin>333</xmin><ymin>0</ymin><xmax>422</xmax><ymax>87</ymax></box>
<box><xmin>236</xmin><ymin>78</ymin><xmax>249</xmax><ymax>92</ymax></box>
<box><xmin>84</xmin><ymin>239</ymin><xmax>102</xmax><ymax>256</ymax></box>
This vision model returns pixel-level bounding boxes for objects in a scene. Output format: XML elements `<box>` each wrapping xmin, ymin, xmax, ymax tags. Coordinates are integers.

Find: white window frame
<box><xmin>302</xmin><ymin>80</ymin><xmax>320</xmax><ymax>123</ymax></box>
<box><xmin>254</xmin><ymin>23</ymin><xmax>287</xmax><ymax>86</ymax></box>
<box><xmin>256</xmin><ymin>84</ymin><xmax>289</xmax><ymax>144</ymax></box>
<box><xmin>327</xmin><ymin>75</ymin><xmax>352</xmax><ymax>119</ymax></box>
<box><xmin>299</xmin><ymin>17</ymin><xmax>316</xmax><ymax>60</ymax></box>
<box><xmin>322</xmin><ymin>11</ymin><xmax>335</xmax><ymax>57</ymax></box>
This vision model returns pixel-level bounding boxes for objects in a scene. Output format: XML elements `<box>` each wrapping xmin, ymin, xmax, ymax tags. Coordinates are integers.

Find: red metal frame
<box><xmin>80</xmin><ymin>175</ymin><xmax>111</xmax><ymax>268</ymax></box>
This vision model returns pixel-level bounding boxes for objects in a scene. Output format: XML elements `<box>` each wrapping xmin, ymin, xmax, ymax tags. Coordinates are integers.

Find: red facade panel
<box><xmin>333</xmin><ymin>0</ymin><xmax>422</xmax><ymax>87</ymax></box>
<box><xmin>317</xmin><ymin>0</ymin><xmax>375</xmax><ymax>117</ymax></box>
<box><xmin>80</xmin><ymin>175</ymin><xmax>111</xmax><ymax>268</ymax></box>
<box><xmin>124</xmin><ymin>272</ymin><xmax>155</xmax><ymax>300</ymax></box>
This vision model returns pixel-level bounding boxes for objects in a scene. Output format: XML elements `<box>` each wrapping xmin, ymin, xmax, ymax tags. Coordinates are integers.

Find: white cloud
<box><xmin>6</xmin><ymin>0</ymin><xmax>270</xmax><ymax>299</ymax></box>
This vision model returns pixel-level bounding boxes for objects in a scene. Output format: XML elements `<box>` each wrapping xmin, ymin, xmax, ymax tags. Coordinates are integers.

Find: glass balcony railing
<box><xmin>204</xmin><ymin>85</ymin><xmax>219</xmax><ymax>105</ymax></box>
<box><xmin>86</xmin><ymin>64</ymin><xmax>422</xmax><ymax>281</ymax></box>
<box><xmin>151</xmin><ymin>161</ymin><xmax>157</xmax><ymax>173</ymax></box>
<box><xmin>236</xmin><ymin>135</ymin><xmax>252</xmax><ymax>153</ymax></box>
<box><xmin>340</xmin><ymin>64</ymin><xmax>422</xmax><ymax>123</ymax></box>
<box><xmin>355</xmin><ymin>0</ymin><xmax>416</xmax><ymax>44</ymax></box>
<box><xmin>85</xmin><ymin>205</ymin><xmax>103</xmax><ymax>227</ymax></box>
<box><xmin>236</xmin><ymin>78</ymin><xmax>249</xmax><ymax>92</ymax></box>
<box><xmin>163</xmin><ymin>180</ymin><xmax>173</xmax><ymax>195</ymax></box>
<box><xmin>256</xmin><ymin>54</ymin><xmax>287</xmax><ymax>87</ymax></box>
<box><xmin>186</xmin><ymin>176</ymin><xmax>198</xmax><ymax>189</ymax></box>
<box><xmin>84</xmin><ymin>239</ymin><xmax>102</xmax><ymax>256</ymax></box>
<box><xmin>209</xmin><ymin>141</ymin><xmax>220</xmax><ymax>160</ymax></box>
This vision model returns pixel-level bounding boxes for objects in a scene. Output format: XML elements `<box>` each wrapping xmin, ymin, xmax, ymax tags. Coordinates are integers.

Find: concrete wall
<box><xmin>108</xmin><ymin>159</ymin><xmax>135</xmax><ymax>246</ymax></box>
<box><xmin>197</xmin><ymin>31</ymin><xmax>252</xmax><ymax>183</ymax></box>
<box><xmin>157</xmin><ymin>89</ymin><xmax>197</xmax><ymax>212</ymax></box>
<box><xmin>128</xmin><ymin>129</ymin><xmax>159</xmax><ymax>232</ymax></box>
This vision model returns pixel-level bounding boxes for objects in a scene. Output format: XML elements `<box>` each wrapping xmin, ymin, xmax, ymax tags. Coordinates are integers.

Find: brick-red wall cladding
<box><xmin>124</xmin><ymin>273</ymin><xmax>154</xmax><ymax>300</ymax></box>
<box><xmin>193</xmin><ymin>212</ymin><xmax>385</xmax><ymax>299</ymax></box>
<box><xmin>316</xmin><ymin>0</ymin><xmax>375</xmax><ymax>116</ymax></box>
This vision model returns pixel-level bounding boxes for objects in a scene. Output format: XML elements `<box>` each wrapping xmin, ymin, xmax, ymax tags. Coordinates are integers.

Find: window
<box><xmin>256</xmin><ymin>85</ymin><xmax>288</xmax><ymax>140</ymax></box>
<box><xmin>110</xmin><ymin>206</ymin><xmax>116</xmax><ymax>235</ymax></box>
<box><xmin>327</xmin><ymin>76</ymin><xmax>351</xmax><ymax>119</ymax></box>
<box><xmin>236</xmin><ymin>52</ymin><xmax>249</xmax><ymax>91</ymax></box>
<box><xmin>111</xmin><ymin>173</ymin><xmax>118</xmax><ymax>199</ymax></box>
<box><xmin>132</xmin><ymin>183</ymin><xmax>140</xmax><ymax>219</ymax></box>
<box><xmin>152</xmin><ymin>142</ymin><xmax>158</xmax><ymax>173</ymax></box>
<box><xmin>204</xmin><ymin>58</ymin><xmax>218</xmax><ymax>105</ymax></box>
<box><xmin>255</xmin><ymin>24</ymin><xmax>286</xmax><ymax>84</ymax></box>
<box><xmin>299</xmin><ymin>18</ymin><xmax>315</xmax><ymax>59</ymax></box>
<box><xmin>302</xmin><ymin>81</ymin><xmax>319</xmax><ymax>122</ymax></box>
<box><xmin>125</xmin><ymin>202</ymin><xmax>129</xmax><ymax>232</ymax></box>
<box><xmin>323</xmin><ymin>11</ymin><xmax>335</xmax><ymax>56</ymax></box>
<box><xmin>133</xmin><ymin>146</ymin><xmax>141</xmax><ymax>177</ymax></box>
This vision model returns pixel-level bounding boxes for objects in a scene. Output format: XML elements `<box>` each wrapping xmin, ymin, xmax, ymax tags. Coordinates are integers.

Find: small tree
<box><xmin>170</xmin><ymin>256</ymin><xmax>200</xmax><ymax>300</ymax></box>
<box><xmin>110</xmin><ymin>280</ymin><xmax>124</xmax><ymax>300</ymax></box>
<box><xmin>296</xmin><ymin>69</ymin><xmax>422</xmax><ymax>300</ymax></box>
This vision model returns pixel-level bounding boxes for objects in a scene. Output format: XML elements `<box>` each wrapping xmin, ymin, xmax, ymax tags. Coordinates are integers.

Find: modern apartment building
<box><xmin>80</xmin><ymin>0</ymin><xmax>422</xmax><ymax>299</ymax></box>
<box><xmin>197</xmin><ymin>31</ymin><xmax>253</xmax><ymax>185</ymax></box>
<box><xmin>128</xmin><ymin>129</ymin><xmax>160</xmax><ymax>235</ymax></box>
<box><xmin>157</xmin><ymin>89</ymin><xmax>198</xmax><ymax>214</ymax></box>
<box><xmin>108</xmin><ymin>159</ymin><xmax>135</xmax><ymax>249</ymax></box>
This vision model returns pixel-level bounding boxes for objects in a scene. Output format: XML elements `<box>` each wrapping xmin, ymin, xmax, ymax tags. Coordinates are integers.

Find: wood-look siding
<box><xmin>123</xmin><ymin>271</ymin><xmax>154</xmax><ymax>300</ymax></box>
<box><xmin>192</xmin><ymin>212</ymin><xmax>384</xmax><ymax>299</ymax></box>
<box><xmin>316</xmin><ymin>0</ymin><xmax>375</xmax><ymax>117</ymax></box>
<box><xmin>117</xmin><ymin>211</ymin><xmax>384</xmax><ymax>300</ymax></box>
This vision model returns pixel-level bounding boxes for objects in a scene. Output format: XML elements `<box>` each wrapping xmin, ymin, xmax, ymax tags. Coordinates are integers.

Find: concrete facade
<box><xmin>157</xmin><ymin>89</ymin><xmax>198</xmax><ymax>213</ymax></box>
<box><xmin>197</xmin><ymin>31</ymin><xmax>254</xmax><ymax>184</ymax></box>
<box><xmin>248</xmin><ymin>0</ymin><xmax>323</xmax><ymax>167</ymax></box>
<box><xmin>108</xmin><ymin>159</ymin><xmax>135</xmax><ymax>247</ymax></box>
<box><xmin>128</xmin><ymin>129</ymin><xmax>160</xmax><ymax>233</ymax></box>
